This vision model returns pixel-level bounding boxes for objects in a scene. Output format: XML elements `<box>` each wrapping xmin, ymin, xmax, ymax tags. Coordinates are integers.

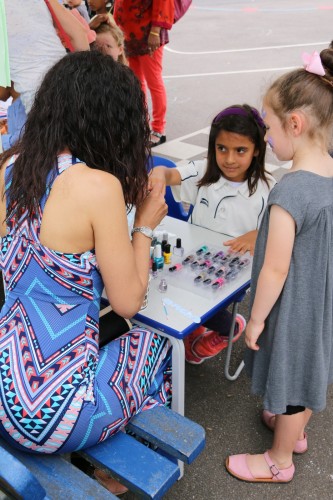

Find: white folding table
<box><xmin>133</xmin><ymin>217</ymin><xmax>251</xmax><ymax>416</ymax></box>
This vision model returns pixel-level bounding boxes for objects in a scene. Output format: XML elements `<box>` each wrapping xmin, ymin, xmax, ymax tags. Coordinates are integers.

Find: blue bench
<box><xmin>0</xmin><ymin>406</ymin><xmax>205</xmax><ymax>499</ymax></box>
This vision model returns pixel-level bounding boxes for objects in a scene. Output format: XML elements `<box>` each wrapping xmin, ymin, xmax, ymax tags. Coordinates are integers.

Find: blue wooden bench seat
<box><xmin>0</xmin><ymin>406</ymin><xmax>205</xmax><ymax>499</ymax></box>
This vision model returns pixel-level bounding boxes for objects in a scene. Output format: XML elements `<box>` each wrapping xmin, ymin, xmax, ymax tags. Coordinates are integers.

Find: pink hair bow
<box><xmin>302</xmin><ymin>50</ymin><xmax>325</xmax><ymax>76</ymax></box>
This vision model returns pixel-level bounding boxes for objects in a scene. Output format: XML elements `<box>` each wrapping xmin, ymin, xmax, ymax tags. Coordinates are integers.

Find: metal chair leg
<box><xmin>224</xmin><ymin>301</ymin><xmax>245</xmax><ymax>381</ymax></box>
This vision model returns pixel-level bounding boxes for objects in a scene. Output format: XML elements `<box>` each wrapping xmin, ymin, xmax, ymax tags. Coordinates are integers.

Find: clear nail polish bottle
<box><xmin>173</xmin><ymin>238</ymin><xmax>184</xmax><ymax>257</ymax></box>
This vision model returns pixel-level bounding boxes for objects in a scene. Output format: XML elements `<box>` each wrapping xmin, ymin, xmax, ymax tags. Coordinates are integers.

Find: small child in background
<box><xmin>150</xmin><ymin>105</ymin><xmax>275</xmax><ymax>364</ymax></box>
<box><xmin>92</xmin><ymin>22</ymin><xmax>127</xmax><ymax>64</ymax></box>
<box><xmin>226</xmin><ymin>48</ymin><xmax>333</xmax><ymax>483</ymax></box>
<box><xmin>66</xmin><ymin>0</ymin><xmax>90</xmax><ymax>23</ymax></box>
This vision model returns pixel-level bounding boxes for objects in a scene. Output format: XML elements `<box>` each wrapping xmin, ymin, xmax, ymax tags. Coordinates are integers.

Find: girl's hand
<box><xmin>134</xmin><ymin>181</ymin><xmax>168</xmax><ymax>230</ymax></box>
<box><xmin>245</xmin><ymin>318</ymin><xmax>265</xmax><ymax>351</ymax></box>
<box><xmin>224</xmin><ymin>230</ymin><xmax>258</xmax><ymax>255</ymax></box>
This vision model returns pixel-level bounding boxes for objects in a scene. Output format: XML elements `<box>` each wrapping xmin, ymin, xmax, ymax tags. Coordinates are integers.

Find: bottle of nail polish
<box><xmin>153</xmin><ymin>244</ymin><xmax>164</xmax><ymax>271</ymax></box>
<box><xmin>163</xmin><ymin>244</ymin><xmax>172</xmax><ymax>265</ymax></box>
<box><xmin>173</xmin><ymin>238</ymin><xmax>184</xmax><ymax>257</ymax></box>
<box><xmin>151</xmin><ymin>261</ymin><xmax>158</xmax><ymax>278</ymax></box>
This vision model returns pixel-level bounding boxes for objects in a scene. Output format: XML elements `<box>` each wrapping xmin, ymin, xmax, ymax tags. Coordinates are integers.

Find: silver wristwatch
<box><xmin>131</xmin><ymin>226</ymin><xmax>154</xmax><ymax>240</ymax></box>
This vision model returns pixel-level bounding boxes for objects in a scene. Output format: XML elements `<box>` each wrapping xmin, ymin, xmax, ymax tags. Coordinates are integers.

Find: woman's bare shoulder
<box><xmin>69</xmin><ymin>164</ymin><xmax>124</xmax><ymax>205</ymax></box>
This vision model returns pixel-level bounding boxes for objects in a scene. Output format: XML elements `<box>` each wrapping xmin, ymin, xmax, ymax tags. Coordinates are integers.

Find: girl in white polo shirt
<box><xmin>151</xmin><ymin>104</ymin><xmax>275</xmax><ymax>364</ymax></box>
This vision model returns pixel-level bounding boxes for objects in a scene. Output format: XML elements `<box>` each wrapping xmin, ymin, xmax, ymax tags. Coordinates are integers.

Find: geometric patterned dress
<box><xmin>0</xmin><ymin>154</ymin><xmax>172</xmax><ymax>454</ymax></box>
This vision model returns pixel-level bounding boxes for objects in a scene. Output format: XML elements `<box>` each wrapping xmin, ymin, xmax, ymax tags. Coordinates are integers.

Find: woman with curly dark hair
<box><xmin>0</xmin><ymin>51</ymin><xmax>171</xmax><ymax>493</ymax></box>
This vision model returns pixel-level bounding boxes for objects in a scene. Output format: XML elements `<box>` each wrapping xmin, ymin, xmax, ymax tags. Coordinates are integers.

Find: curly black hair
<box><xmin>0</xmin><ymin>50</ymin><xmax>151</xmax><ymax>223</ymax></box>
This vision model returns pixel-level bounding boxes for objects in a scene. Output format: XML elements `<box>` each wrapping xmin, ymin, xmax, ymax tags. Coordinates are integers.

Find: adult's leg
<box><xmin>128</xmin><ymin>56</ymin><xmax>148</xmax><ymax>96</ymax></box>
<box><xmin>61</xmin><ymin>327</ymin><xmax>172</xmax><ymax>453</ymax></box>
<box><xmin>139</xmin><ymin>47</ymin><xmax>167</xmax><ymax>135</ymax></box>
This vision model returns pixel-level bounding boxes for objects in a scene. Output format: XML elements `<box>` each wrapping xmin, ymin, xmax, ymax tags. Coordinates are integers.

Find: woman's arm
<box><xmin>151</xmin><ymin>0</ymin><xmax>174</xmax><ymax>29</ymax></box>
<box><xmin>90</xmin><ymin>171</ymin><xmax>167</xmax><ymax>318</ymax></box>
<box><xmin>246</xmin><ymin>204</ymin><xmax>295</xmax><ymax>350</ymax></box>
<box><xmin>48</xmin><ymin>0</ymin><xmax>90</xmax><ymax>51</ymax></box>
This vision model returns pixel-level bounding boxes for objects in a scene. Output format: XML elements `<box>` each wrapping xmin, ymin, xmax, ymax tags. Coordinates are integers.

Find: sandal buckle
<box><xmin>270</xmin><ymin>464</ymin><xmax>280</xmax><ymax>477</ymax></box>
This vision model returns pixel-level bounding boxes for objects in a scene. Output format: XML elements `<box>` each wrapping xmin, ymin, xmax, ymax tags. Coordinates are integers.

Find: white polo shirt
<box><xmin>171</xmin><ymin>160</ymin><xmax>276</xmax><ymax>237</ymax></box>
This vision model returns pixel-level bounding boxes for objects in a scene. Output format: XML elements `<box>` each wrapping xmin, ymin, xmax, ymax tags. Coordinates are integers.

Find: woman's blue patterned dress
<box><xmin>0</xmin><ymin>154</ymin><xmax>171</xmax><ymax>453</ymax></box>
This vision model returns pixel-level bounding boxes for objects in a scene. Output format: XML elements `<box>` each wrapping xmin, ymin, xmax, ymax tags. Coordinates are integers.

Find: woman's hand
<box><xmin>134</xmin><ymin>181</ymin><xmax>168</xmax><ymax>230</ymax></box>
<box><xmin>148</xmin><ymin>168</ymin><xmax>166</xmax><ymax>193</ymax></box>
<box><xmin>245</xmin><ymin>318</ymin><xmax>265</xmax><ymax>351</ymax></box>
<box><xmin>224</xmin><ymin>230</ymin><xmax>258</xmax><ymax>255</ymax></box>
<box><xmin>148</xmin><ymin>27</ymin><xmax>161</xmax><ymax>55</ymax></box>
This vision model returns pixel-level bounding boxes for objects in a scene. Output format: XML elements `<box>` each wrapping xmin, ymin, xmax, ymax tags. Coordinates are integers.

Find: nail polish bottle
<box><xmin>159</xmin><ymin>278</ymin><xmax>168</xmax><ymax>293</ymax></box>
<box><xmin>153</xmin><ymin>244</ymin><xmax>164</xmax><ymax>271</ymax></box>
<box><xmin>169</xmin><ymin>263</ymin><xmax>182</xmax><ymax>272</ymax></box>
<box><xmin>151</xmin><ymin>261</ymin><xmax>158</xmax><ymax>278</ymax></box>
<box><xmin>196</xmin><ymin>245</ymin><xmax>208</xmax><ymax>256</ymax></box>
<box><xmin>163</xmin><ymin>244</ymin><xmax>172</xmax><ymax>265</ymax></box>
<box><xmin>173</xmin><ymin>238</ymin><xmax>184</xmax><ymax>257</ymax></box>
<box><xmin>182</xmin><ymin>254</ymin><xmax>194</xmax><ymax>265</ymax></box>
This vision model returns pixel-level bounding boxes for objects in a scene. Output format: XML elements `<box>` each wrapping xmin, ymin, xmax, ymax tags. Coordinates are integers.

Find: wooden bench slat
<box><xmin>80</xmin><ymin>431</ymin><xmax>180</xmax><ymax>500</ymax></box>
<box><xmin>0</xmin><ymin>444</ymin><xmax>47</xmax><ymax>500</ymax></box>
<box><xmin>127</xmin><ymin>406</ymin><xmax>206</xmax><ymax>464</ymax></box>
<box><xmin>0</xmin><ymin>437</ymin><xmax>116</xmax><ymax>500</ymax></box>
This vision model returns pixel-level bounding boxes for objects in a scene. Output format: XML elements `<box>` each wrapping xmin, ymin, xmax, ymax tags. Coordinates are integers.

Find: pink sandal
<box><xmin>261</xmin><ymin>410</ymin><xmax>308</xmax><ymax>454</ymax></box>
<box><xmin>226</xmin><ymin>451</ymin><xmax>295</xmax><ymax>483</ymax></box>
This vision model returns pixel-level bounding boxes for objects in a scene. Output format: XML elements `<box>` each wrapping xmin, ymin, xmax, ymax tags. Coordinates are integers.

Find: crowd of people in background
<box><xmin>0</xmin><ymin>0</ymin><xmax>173</xmax><ymax>150</ymax></box>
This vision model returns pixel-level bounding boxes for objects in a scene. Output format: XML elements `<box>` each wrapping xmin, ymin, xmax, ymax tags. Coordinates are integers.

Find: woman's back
<box><xmin>0</xmin><ymin>52</ymin><xmax>171</xmax><ymax>460</ymax></box>
<box><xmin>0</xmin><ymin>154</ymin><xmax>103</xmax><ymax>452</ymax></box>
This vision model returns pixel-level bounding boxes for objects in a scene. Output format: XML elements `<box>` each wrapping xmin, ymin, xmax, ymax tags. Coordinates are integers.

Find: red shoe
<box><xmin>192</xmin><ymin>314</ymin><xmax>246</xmax><ymax>360</ymax></box>
<box><xmin>184</xmin><ymin>326</ymin><xmax>207</xmax><ymax>365</ymax></box>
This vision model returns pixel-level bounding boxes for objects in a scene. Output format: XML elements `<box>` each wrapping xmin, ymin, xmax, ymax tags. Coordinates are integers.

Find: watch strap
<box><xmin>131</xmin><ymin>226</ymin><xmax>154</xmax><ymax>239</ymax></box>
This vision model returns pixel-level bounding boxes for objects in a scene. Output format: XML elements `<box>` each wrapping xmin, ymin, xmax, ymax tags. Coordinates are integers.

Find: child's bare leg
<box><xmin>299</xmin><ymin>408</ymin><xmax>312</xmax><ymax>439</ymax></box>
<box><xmin>246</xmin><ymin>412</ymin><xmax>303</xmax><ymax>477</ymax></box>
<box><xmin>263</xmin><ymin>407</ymin><xmax>312</xmax><ymax>440</ymax></box>
<box><xmin>269</xmin><ymin>412</ymin><xmax>305</xmax><ymax>467</ymax></box>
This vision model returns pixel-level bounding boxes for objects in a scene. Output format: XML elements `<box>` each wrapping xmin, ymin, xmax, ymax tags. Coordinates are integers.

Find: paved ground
<box><xmin>2</xmin><ymin>1</ymin><xmax>333</xmax><ymax>498</ymax></box>
<box><xmin>129</xmin><ymin>1</ymin><xmax>333</xmax><ymax>499</ymax></box>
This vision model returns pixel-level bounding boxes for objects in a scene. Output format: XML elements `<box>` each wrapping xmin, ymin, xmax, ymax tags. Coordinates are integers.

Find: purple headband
<box><xmin>213</xmin><ymin>106</ymin><xmax>266</xmax><ymax>130</ymax></box>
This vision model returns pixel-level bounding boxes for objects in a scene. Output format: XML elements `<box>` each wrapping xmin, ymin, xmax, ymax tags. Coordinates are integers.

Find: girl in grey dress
<box><xmin>226</xmin><ymin>48</ymin><xmax>333</xmax><ymax>483</ymax></box>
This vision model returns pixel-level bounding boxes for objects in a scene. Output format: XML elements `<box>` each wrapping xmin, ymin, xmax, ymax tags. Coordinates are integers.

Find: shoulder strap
<box><xmin>40</xmin><ymin>155</ymin><xmax>81</xmax><ymax>211</ymax></box>
<box><xmin>4</xmin><ymin>156</ymin><xmax>17</xmax><ymax>212</ymax></box>
<box><xmin>44</xmin><ymin>0</ymin><xmax>74</xmax><ymax>52</ymax></box>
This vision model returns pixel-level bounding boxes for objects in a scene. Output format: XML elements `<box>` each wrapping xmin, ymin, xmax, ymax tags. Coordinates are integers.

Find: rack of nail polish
<box><xmin>166</xmin><ymin>244</ymin><xmax>252</xmax><ymax>297</ymax></box>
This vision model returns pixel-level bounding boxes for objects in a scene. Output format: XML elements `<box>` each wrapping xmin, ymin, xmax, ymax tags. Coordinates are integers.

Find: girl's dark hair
<box><xmin>199</xmin><ymin>104</ymin><xmax>268</xmax><ymax>196</ymax></box>
<box><xmin>0</xmin><ymin>50</ymin><xmax>150</xmax><ymax>224</ymax></box>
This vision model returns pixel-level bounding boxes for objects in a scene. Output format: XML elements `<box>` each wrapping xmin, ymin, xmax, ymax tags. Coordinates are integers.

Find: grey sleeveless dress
<box><xmin>245</xmin><ymin>171</ymin><xmax>333</xmax><ymax>414</ymax></box>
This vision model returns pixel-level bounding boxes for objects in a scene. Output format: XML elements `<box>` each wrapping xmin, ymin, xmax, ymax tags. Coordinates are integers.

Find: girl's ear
<box><xmin>253</xmin><ymin>148</ymin><xmax>259</xmax><ymax>157</ymax></box>
<box><xmin>288</xmin><ymin>112</ymin><xmax>304</xmax><ymax>136</ymax></box>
